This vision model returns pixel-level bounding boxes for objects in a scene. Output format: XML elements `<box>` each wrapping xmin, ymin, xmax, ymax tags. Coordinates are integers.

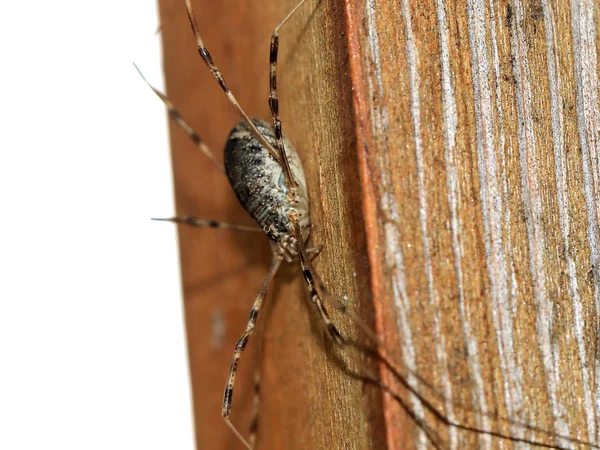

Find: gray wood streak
<box><xmin>345</xmin><ymin>0</ymin><xmax>600</xmax><ymax>447</ymax></box>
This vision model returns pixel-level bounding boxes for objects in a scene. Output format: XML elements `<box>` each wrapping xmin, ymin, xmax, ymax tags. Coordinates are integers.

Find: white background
<box><xmin>0</xmin><ymin>1</ymin><xmax>195</xmax><ymax>449</ymax></box>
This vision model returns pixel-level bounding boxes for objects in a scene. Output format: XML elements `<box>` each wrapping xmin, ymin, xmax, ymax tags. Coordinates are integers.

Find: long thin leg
<box><xmin>222</xmin><ymin>256</ymin><xmax>283</xmax><ymax>450</ymax></box>
<box><xmin>247</xmin><ymin>272</ymin><xmax>271</xmax><ymax>449</ymax></box>
<box><xmin>289</xmin><ymin>217</ymin><xmax>343</xmax><ymax>345</ymax></box>
<box><xmin>268</xmin><ymin>0</ymin><xmax>309</xmax><ymax>192</ymax></box>
<box><xmin>297</xmin><ymin>253</ymin><xmax>344</xmax><ymax>341</ymax></box>
<box><xmin>289</xmin><ymin>220</ymin><xmax>447</xmax><ymax>449</ymax></box>
<box><xmin>183</xmin><ymin>0</ymin><xmax>283</xmax><ymax>168</ymax></box>
<box><xmin>151</xmin><ymin>216</ymin><xmax>262</xmax><ymax>232</ymax></box>
<box><xmin>247</xmin><ymin>358</ymin><xmax>261</xmax><ymax>448</ymax></box>
<box><xmin>133</xmin><ymin>63</ymin><xmax>224</xmax><ymax>172</ymax></box>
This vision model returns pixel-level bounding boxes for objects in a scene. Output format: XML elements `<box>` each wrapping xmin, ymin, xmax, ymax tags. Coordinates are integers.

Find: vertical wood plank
<box><xmin>157</xmin><ymin>0</ymin><xmax>600</xmax><ymax>449</ymax></box>
<box><xmin>344</xmin><ymin>0</ymin><xmax>600</xmax><ymax>448</ymax></box>
<box><xmin>158</xmin><ymin>0</ymin><xmax>385</xmax><ymax>449</ymax></box>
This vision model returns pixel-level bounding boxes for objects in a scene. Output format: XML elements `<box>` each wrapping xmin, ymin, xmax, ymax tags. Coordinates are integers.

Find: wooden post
<box><xmin>158</xmin><ymin>0</ymin><xmax>384</xmax><ymax>448</ymax></box>
<box><xmin>158</xmin><ymin>0</ymin><xmax>600</xmax><ymax>449</ymax></box>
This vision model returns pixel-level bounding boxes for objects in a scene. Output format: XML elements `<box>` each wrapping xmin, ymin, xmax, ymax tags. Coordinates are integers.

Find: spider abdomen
<box><xmin>224</xmin><ymin>119</ymin><xmax>310</xmax><ymax>243</ymax></box>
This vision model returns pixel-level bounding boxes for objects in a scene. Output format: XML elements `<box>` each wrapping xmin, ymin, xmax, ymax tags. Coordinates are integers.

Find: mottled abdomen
<box><xmin>224</xmin><ymin>119</ymin><xmax>310</xmax><ymax>243</ymax></box>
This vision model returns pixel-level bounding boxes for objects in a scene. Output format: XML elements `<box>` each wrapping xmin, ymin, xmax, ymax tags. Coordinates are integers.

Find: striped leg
<box><xmin>151</xmin><ymin>216</ymin><xmax>262</xmax><ymax>232</ymax></box>
<box><xmin>222</xmin><ymin>256</ymin><xmax>283</xmax><ymax>450</ymax></box>
<box><xmin>293</xmin><ymin>238</ymin><xmax>454</xmax><ymax>448</ymax></box>
<box><xmin>297</xmin><ymin>250</ymin><xmax>344</xmax><ymax>345</ymax></box>
<box><xmin>248</xmin><ymin>282</ymin><xmax>270</xmax><ymax>449</ymax></box>
<box><xmin>248</xmin><ymin>368</ymin><xmax>261</xmax><ymax>448</ymax></box>
<box><xmin>288</xmin><ymin>217</ymin><xmax>343</xmax><ymax>344</ymax></box>
<box><xmin>133</xmin><ymin>63</ymin><xmax>224</xmax><ymax>171</ymax></box>
<box><xmin>267</xmin><ymin>0</ymin><xmax>309</xmax><ymax>190</ymax></box>
<box><xmin>183</xmin><ymin>0</ymin><xmax>283</xmax><ymax>166</ymax></box>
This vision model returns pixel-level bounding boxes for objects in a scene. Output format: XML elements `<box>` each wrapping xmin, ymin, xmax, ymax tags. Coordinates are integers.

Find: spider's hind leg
<box><xmin>151</xmin><ymin>216</ymin><xmax>262</xmax><ymax>232</ymax></box>
<box><xmin>222</xmin><ymin>256</ymin><xmax>283</xmax><ymax>450</ymax></box>
<box><xmin>267</xmin><ymin>0</ymin><xmax>309</xmax><ymax>188</ymax></box>
<box><xmin>133</xmin><ymin>63</ymin><xmax>224</xmax><ymax>171</ymax></box>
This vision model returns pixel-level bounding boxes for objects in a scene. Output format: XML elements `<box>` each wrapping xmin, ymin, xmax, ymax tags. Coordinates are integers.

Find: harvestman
<box><xmin>145</xmin><ymin>1</ymin><xmax>346</xmax><ymax>447</ymax></box>
<box><xmin>140</xmin><ymin>1</ymin><xmax>600</xmax><ymax>449</ymax></box>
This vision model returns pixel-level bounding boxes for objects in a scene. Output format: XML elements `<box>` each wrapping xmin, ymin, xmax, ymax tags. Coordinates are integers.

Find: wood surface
<box><xmin>158</xmin><ymin>0</ymin><xmax>384</xmax><ymax>449</ymax></box>
<box><xmin>157</xmin><ymin>0</ymin><xmax>600</xmax><ymax>449</ymax></box>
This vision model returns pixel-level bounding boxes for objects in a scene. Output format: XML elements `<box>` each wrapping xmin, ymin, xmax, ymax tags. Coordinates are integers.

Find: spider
<box><xmin>139</xmin><ymin>1</ymin><xmax>600</xmax><ymax>449</ymax></box>
<box><xmin>140</xmin><ymin>1</ymin><xmax>354</xmax><ymax>447</ymax></box>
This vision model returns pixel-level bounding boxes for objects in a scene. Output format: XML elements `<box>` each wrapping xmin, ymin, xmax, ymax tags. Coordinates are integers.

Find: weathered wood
<box><xmin>345</xmin><ymin>0</ymin><xmax>600</xmax><ymax>448</ymax></box>
<box><xmin>158</xmin><ymin>0</ymin><xmax>600</xmax><ymax>449</ymax></box>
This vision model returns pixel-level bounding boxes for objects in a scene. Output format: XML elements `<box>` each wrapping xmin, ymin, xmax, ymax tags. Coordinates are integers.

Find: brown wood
<box><xmin>344</xmin><ymin>0</ymin><xmax>600</xmax><ymax>448</ymax></box>
<box><xmin>158</xmin><ymin>1</ymin><xmax>384</xmax><ymax>449</ymax></box>
<box><xmin>158</xmin><ymin>0</ymin><xmax>600</xmax><ymax>449</ymax></box>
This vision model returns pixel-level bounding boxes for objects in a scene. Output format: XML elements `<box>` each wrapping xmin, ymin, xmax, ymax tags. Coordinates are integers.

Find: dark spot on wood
<box><xmin>531</xmin><ymin>5</ymin><xmax>543</xmax><ymax>21</ymax></box>
<box><xmin>506</xmin><ymin>3</ymin><xmax>513</xmax><ymax>28</ymax></box>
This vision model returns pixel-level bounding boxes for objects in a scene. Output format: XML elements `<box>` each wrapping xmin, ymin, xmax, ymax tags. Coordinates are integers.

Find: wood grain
<box><xmin>345</xmin><ymin>0</ymin><xmax>600</xmax><ymax>448</ymax></box>
<box><xmin>158</xmin><ymin>0</ymin><xmax>600</xmax><ymax>449</ymax></box>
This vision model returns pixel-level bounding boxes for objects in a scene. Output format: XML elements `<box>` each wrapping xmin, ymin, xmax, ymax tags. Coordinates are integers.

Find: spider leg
<box><xmin>183</xmin><ymin>0</ymin><xmax>282</xmax><ymax>166</ymax></box>
<box><xmin>133</xmin><ymin>63</ymin><xmax>224</xmax><ymax>171</ymax></box>
<box><xmin>289</xmin><ymin>218</ymin><xmax>448</xmax><ymax>448</ymax></box>
<box><xmin>290</xmin><ymin>220</ymin><xmax>343</xmax><ymax>345</ymax></box>
<box><xmin>222</xmin><ymin>256</ymin><xmax>283</xmax><ymax>450</ymax></box>
<box><xmin>248</xmin><ymin>363</ymin><xmax>261</xmax><ymax>448</ymax></box>
<box><xmin>267</xmin><ymin>0</ymin><xmax>309</xmax><ymax>190</ymax></box>
<box><xmin>151</xmin><ymin>216</ymin><xmax>262</xmax><ymax>232</ymax></box>
<box><xmin>248</xmin><ymin>280</ymin><xmax>269</xmax><ymax>449</ymax></box>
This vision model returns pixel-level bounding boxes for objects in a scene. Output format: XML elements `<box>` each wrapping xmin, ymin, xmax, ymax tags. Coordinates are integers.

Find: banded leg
<box><xmin>290</xmin><ymin>218</ymin><xmax>344</xmax><ymax>345</ymax></box>
<box><xmin>247</xmin><ymin>366</ymin><xmax>261</xmax><ymax>448</ymax></box>
<box><xmin>223</xmin><ymin>256</ymin><xmax>283</xmax><ymax>450</ymax></box>
<box><xmin>298</xmin><ymin>254</ymin><xmax>344</xmax><ymax>344</ymax></box>
<box><xmin>267</xmin><ymin>0</ymin><xmax>309</xmax><ymax>190</ymax></box>
<box><xmin>292</xmin><ymin>238</ymin><xmax>454</xmax><ymax>450</ymax></box>
<box><xmin>133</xmin><ymin>63</ymin><xmax>223</xmax><ymax>171</ymax></box>
<box><xmin>183</xmin><ymin>0</ymin><xmax>283</xmax><ymax>166</ymax></box>
<box><xmin>294</xmin><ymin>236</ymin><xmax>449</xmax><ymax>449</ymax></box>
<box><xmin>151</xmin><ymin>216</ymin><xmax>262</xmax><ymax>232</ymax></box>
<box><xmin>248</xmin><ymin>279</ymin><xmax>270</xmax><ymax>449</ymax></box>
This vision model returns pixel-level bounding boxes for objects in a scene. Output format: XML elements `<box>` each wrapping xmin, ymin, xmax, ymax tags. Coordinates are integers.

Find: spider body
<box><xmin>224</xmin><ymin>118</ymin><xmax>311</xmax><ymax>259</ymax></box>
